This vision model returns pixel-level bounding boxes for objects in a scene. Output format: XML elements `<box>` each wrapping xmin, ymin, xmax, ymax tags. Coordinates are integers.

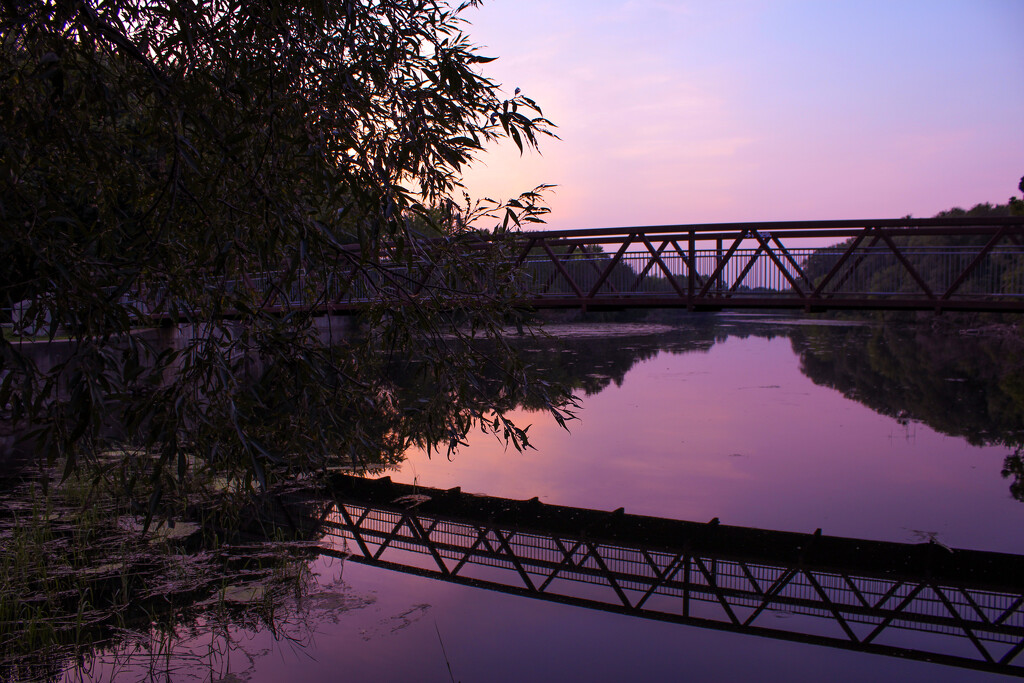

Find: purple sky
<box><xmin>458</xmin><ymin>1</ymin><xmax>1024</xmax><ymax>229</ymax></box>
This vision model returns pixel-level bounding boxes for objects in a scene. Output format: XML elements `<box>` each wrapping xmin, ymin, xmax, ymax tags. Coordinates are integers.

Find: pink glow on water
<box><xmin>388</xmin><ymin>327</ymin><xmax>1023</xmax><ymax>554</ymax></box>
<box><xmin>71</xmin><ymin>319</ymin><xmax>1023</xmax><ymax>682</ymax></box>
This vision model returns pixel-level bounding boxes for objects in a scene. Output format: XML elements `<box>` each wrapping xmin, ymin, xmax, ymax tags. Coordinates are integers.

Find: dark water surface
<box><xmin>62</xmin><ymin>315</ymin><xmax>1024</xmax><ymax>681</ymax></box>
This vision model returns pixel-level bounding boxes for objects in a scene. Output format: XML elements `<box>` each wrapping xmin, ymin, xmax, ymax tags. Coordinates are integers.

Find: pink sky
<box><xmin>458</xmin><ymin>1</ymin><xmax>1024</xmax><ymax>229</ymax></box>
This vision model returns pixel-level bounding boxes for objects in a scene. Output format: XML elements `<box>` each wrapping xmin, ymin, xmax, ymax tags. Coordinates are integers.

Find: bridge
<box><xmin>130</xmin><ymin>216</ymin><xmax>1024</xmax><ymax>319</ymax></box>
<box><xmin>507</xmin><ymin>216</ymin><xmax>1024</xmax><ymax>313</ymax></box>
<box><xmin>295</xmin><ymin>474</ymin><xmax>1024</xmax><ymax>676</ymax></box>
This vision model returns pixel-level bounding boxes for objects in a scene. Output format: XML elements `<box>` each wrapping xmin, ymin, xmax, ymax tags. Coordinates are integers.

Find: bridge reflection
<box><xmin>312</xmin><ymin>475</ymin><xmax>1024</xmax><ymax>676</ymax></box>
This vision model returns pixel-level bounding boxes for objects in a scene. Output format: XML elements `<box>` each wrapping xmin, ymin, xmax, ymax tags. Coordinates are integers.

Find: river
<box><xmin>13</xmin><ymin>313</ymin><xmax>1024</xmax><ymax>682</ymax></box>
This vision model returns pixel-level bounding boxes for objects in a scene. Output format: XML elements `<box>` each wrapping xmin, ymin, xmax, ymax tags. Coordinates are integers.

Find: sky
<box><xmin>456</xmin><ymin>0</ymin><xmax>1024</xmax><ymax>230</ymax></box>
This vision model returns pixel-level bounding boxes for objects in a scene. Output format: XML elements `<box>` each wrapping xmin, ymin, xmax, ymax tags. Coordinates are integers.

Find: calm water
<box><xmin>62</xmin><ymin>314</ymin><xmax>1024</xmax><ymax>681</ymax></box>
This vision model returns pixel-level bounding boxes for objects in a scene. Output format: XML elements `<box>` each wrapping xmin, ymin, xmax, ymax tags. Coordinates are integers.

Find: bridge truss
<box><xmin>316</xmin><ymin>475</ymin><xmax>1024</xmax><ymax>676</ymax></box>
<box><xmin>130</xmin><ymin>216</ymin><xmax>1024</xmax><ymax>318</ymax></box>
<box><xmin>512</xmin><ymin>216</ymin><xmax>1024</xmax><ymax>312</ymax></box>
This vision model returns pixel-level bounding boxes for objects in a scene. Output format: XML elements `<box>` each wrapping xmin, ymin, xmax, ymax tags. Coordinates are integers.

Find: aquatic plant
<box><xmin>0</xmin><ymin>460</ymin><xmax>321</xmax><ymax>682</ymax></box>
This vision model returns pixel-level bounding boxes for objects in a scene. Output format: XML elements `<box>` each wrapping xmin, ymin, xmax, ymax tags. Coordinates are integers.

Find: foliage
<box><xmin>0</xmin><ymin>0</ymin><xmax>569</xmax><ymax>512</ymax></box>
<box><xmin>1002</xmin><ymin>448</ymin><xmax>1024</xmax><ymax>502</ymax></box>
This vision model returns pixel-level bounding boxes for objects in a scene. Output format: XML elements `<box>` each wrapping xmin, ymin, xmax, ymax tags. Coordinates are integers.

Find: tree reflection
<box><xmin>1002</xmin><ymin>448</ymin><xmax>1024</xmax><ymax>502</ymax></box>
<box><xmin>479</xmin><ymin>314</ymin><xmax>1024</xmax><ymax>502</ymax></box>
<box><xmin>788</xmin><ymin>321</ymin><xmax>1024</xmax><ymax>500</ymax></box>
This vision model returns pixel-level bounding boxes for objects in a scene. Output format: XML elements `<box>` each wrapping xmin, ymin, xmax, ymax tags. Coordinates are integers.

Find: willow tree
<box><xmin>0</xmin><ymin>0</ymin><xmax>566</xmax><ymax>502</ymax></box>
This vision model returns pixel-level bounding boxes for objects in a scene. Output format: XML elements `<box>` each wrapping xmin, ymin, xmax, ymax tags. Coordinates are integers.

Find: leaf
<box><xmin>510</xmin><ymin>127</ymin><xmax>523</xmax><ymax>153</ymax></box>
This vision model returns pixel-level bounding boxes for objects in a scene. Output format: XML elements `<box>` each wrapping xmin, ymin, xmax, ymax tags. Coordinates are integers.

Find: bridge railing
<box><xmin>516</xmin><ymin>245</ymin><xmax>1024</xmax><ymax>300</ymax></box>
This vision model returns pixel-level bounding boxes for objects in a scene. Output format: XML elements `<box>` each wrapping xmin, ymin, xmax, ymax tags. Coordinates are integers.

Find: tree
<box><xmin>0</xmin><ymin>0</ymin><xmax>569</xmax><ymax>510</ymax></box>
<box><xmin>1012</xmin><ymin>176</ymin><xmax>1024</xmax><ymax>216</ymax></box>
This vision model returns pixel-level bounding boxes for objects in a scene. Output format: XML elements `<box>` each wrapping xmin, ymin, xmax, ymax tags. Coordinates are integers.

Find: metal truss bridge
<box><xmin>126</xmin><ymin>216</ymin><xmax>1024</xmax><ymax>319</ymax></box>
<box><xmin>508</xmin><ymin>216</ymin><xmax>1024</xmax><ymax>313</ymax></box>
<box><xmin>308</xmin><ymin>475</ymin><xmax>1024</xmax><ymax>676</ymax></box>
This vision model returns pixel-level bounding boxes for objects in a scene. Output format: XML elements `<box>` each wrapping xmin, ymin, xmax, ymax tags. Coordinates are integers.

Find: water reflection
<box><xmin>0</xmin><ymin>477</ymin><xmax>325</xmax><ymax>683</ymax></box>
<box><xmin>318</xmin><ymin>475</ymin><xmax>1024</xmax><ymax>677</ymax></box>
<box><xmin>6</xmin><ymin>313</ymin><xmax>1024</xmax><ymax>681</ymax></box>
<box><xmin>503</xmin><ymin>314</ymin><xmax>1024</xmax><ymax>508</ymax></box>
<box><xmin>511</xmin><ymin>315</ymin><xmax>1024</xmax><ymax>453</ymax></box>
<box><xmin>788</xmin><ymin>322</ymin><xmax>1024</xmax><ymax>498</ymax></box>
<box><xmin>34</xmin><ymin>471</ymin><xmax>1024</xmax><ymax>681</ymax></box>
<box><xmin>789</xmin><ymin>323</ymin><xmax>1022</xmax><ymax>437</ymax></box>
